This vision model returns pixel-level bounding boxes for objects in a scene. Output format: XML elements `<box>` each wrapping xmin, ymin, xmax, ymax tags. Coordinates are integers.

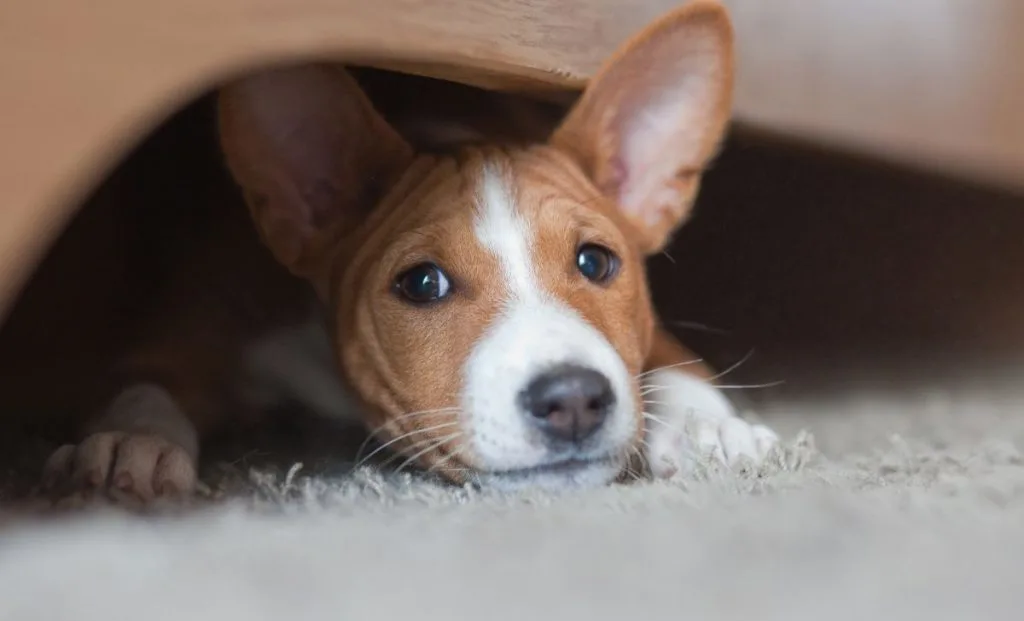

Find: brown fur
<box><xmin>0</xmin><ymin>0</ymin><xmax>733</xmax><ymax>498</ymax></box>
<box><xmin>222</xmin><ymin>0</ymin><xmax>732</xmax><ymax>480</ymax></box>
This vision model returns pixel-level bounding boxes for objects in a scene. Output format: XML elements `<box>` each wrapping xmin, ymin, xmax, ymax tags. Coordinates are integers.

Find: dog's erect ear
<box><xmin>218</xmin><ymin>65</ymin><xmax>413</xmax><ymax>279</ymax></box>
<box><xmin>550</xmin><ymin>1</ymin><xmax>734</xmax><ymax>254</ymax></box>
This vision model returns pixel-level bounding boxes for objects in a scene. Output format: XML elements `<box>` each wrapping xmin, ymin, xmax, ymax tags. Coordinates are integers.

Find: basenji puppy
<box><xmin>36</xmin><ymin>0</ymin><xmax>778</xmax><ymax>499</ymax></box>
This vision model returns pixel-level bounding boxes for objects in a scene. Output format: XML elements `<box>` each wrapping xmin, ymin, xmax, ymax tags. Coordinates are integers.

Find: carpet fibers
<box><xmin>2</xmin><ymin>383</ymin><xmax>1024</xmax><ymax>621</ymax></box>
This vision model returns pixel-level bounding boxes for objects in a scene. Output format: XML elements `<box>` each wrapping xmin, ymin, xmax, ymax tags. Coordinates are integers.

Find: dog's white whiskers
<box><xmin>642</xmin><ymin>379</ymin><xmax>782</xmax><ymax>400</ymax></box>
<box><xmin>713</xmin><ymin>380</ymin><xmax>785</xmax><ymax>390</ymax></box>
<box><xmin>426</xmin><ymin>445</ymin><xmax>467</xmax><ymax>476</ymax></box>
<box><xmin>354</xmin><ymin>407</ymin><xmax>460</xmax><ymax>462</ymax></box>
<box><xmin>620</xmin><ymin>445</ymin><xmax>645</xmax><ymax>482</ymax></box>
<box><xmin>375</xmin><ymin>437</ymin><xmax>433</xmax><ymax>470</ymax></box>
<box><xmin>707</xmin><ymin>348</ymin><xmax>756</xmax><ymax>383</ymax></box>
<box><xmin>634</xmin><ymin>443</ymin><xmax>651</xmax><ymax>474</ymax></box>
<box><xmin>636</xmin><ymin>359</ymin><xmax>704</xmax><ymax>380</ymax></box>
<box><xmin>377</xmin><ymin>429</ymin><xmax>463</xmax><ymax>469</ymax></box>
<box><xmin>394</xmin><ymin>432</ymin><xmax>464</xmax><ymax>474</ymax></box>
<box><xmin>365</xmin><ymin>407</ymin><xmax>461</xmax><ymax>436</ymax></box>
<box><xmin>634</xmin><ymin>438</ymin><xmax>655</xmax><ymax>468</ymax></box>
<box><xmin>642</xmin><ymin>410</ymin><xmax>689</xmax><ymax>435</ymax></box>
<box><xmin>640</xmin><ymin>384</ymin><xmax>669</xmax><ymax>396</ymax></box>
<box><xmin>354</xmin><ymin>421</ymin><xmax>460</xmax><ymax>469</ymax></box>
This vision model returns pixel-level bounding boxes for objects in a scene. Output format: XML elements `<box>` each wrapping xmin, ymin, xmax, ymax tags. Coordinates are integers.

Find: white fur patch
<box><xmin>461</xmin><ymin>165</ymin><xmax>637</xmax><ymax>490</ymax></box>
<box><xmin>642</xmin><ymin>369</ymin><xmax>779</xmax><ymax>478</ymax></box>
<box><xmin>472</xmin><ymin>165</ymin><xmax>538</xmax><ymax>302</ymax></box>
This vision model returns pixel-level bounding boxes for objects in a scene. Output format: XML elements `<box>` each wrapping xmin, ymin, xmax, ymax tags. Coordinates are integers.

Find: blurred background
<box><xmin>654</xmin><ymin>0</ymin><xmax>1024</xmax><ymax>404</ymax></box>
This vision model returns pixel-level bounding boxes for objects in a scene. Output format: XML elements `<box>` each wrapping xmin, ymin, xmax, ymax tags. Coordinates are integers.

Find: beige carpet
<box><xmin>2</xmin><ymin>381</ymin><xmax>1024</xmax><ymax>620</ymax></box>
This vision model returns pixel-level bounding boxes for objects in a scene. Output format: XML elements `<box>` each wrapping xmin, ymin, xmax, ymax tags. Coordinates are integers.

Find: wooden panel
<box><xmin>0</xmin><ymin>0</ymin><xmax>678</xmax><ymax>320</ymax></box>
<box><xmin>726</xmin><ymin>0</ymin><xmax>1024</xmax><ymax>192</ymax></box>
<box><xmin>4</xmin><ymin>0</ymin><xmax>1022</xmax><ymax>321</ymax></box>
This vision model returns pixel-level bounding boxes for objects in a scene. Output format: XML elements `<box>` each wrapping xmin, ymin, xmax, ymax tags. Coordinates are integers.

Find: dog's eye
<box><xmin>576</xmin><ymin>244</ymin><xmax>620</xmax><ymax>284</ymax></box>
<box><xmin>395</xmin><ymin>262</ymin><xmax>452</xmax><ymax>304</ymax></box>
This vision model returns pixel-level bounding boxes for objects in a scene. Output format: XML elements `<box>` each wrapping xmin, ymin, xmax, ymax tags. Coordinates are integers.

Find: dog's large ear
<box><xmin>550</xmin><ymin>1</ymin><xmax>734</xmax><ymax>254</ymax></box>
<box><xmin>218</xmin><ymin>65</ymin><xmax>414</xmax><ymax>280</ymax></box>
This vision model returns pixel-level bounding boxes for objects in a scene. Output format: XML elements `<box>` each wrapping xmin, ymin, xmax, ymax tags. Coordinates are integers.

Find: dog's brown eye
<box><xmin>576</xmin><ymin>244</ymin><xmax>619</xmax><ymax>284</ymax></box>
<box><xmin>395</xmin><ymin>262</ymin><xmax>452</xmax><ymax>304</ymax></box>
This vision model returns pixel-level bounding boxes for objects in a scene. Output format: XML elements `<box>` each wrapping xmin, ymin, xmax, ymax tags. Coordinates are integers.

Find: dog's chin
<box><xmin>471</xmin><ymin>455</ymin><xmax>625</xmax><ymax>493</ymax></box>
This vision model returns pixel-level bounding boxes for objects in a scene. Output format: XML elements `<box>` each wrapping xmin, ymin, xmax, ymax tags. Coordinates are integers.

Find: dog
<box><xmin>10</xmin><ymin>0</ymin><xmax>778</xmax><ymax>500</ymax></box>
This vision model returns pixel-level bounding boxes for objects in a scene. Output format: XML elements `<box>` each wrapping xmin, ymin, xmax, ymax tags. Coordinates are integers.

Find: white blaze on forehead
<box><xmin>472</xmin><ymin>163</ymin><xmax>542</xmax><ymax>303</ymax></box>
<box><xmin>460</xmin><ymin>161</ymin><xmax>638</xmax><ymax>489</ymax></box>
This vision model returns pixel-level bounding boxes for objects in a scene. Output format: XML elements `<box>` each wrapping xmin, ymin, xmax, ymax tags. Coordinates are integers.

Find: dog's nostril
<box><xmin>520</xmin><ymin>364</ymin><xmax>615</xmax><ymax>444</ymax></box>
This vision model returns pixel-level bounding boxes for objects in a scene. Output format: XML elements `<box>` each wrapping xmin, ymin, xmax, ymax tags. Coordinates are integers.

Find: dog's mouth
<box><xmin>470</xmin><ymin>453</ymin><xmax>625</xmax><ymax>491</ymax></box>
<box><xmin>490</xmin><ymin>455</ymin><xmax>613</xmax><ymax>476</ymax></box>
<box><xmin>393</xmin><ymin>442</ymin><xmax>625</xmax><ymax>491</ymax></box>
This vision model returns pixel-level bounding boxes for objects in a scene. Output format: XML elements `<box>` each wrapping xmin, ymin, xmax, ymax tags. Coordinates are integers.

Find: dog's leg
<box><xmin>641</xmin><ymin>327</ymin><xmax>778</xmax><ymax>479</ymax></box>
<box><xmin>42</xmin><ymin>383</ymin><xmax>198</xmax><ymax>502</ymax></box>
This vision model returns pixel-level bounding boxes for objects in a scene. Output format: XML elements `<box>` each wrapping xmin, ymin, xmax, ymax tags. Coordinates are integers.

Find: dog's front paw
<box><xmin>42</xmin><ymin>432</ymin><xmax>196</xmax><ymax>504</ymax></box>
<box><xmin>642</xmin><ymin>369</ymin><xmax>778</xmax><ymax>479</ymax></box>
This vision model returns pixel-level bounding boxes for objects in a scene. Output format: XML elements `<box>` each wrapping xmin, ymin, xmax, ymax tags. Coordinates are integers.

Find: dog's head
<box><xmin>218</xmin><ymin>1</ymin><xmax>733</xmax><ymax>490</ymax></box>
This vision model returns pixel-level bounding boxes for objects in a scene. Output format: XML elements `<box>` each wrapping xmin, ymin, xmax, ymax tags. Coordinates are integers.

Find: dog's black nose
<box><xmin>520</xmin><ymin>365</ymin><xmax>615</xmax><ymax>444</ymax></box>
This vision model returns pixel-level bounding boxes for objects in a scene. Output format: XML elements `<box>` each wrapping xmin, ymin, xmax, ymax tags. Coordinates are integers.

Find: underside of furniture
<box><xmin>1</xmin><ymin>0</ymin><xmax>1022</xmax><ymax>321</ymax></box>
<box><xmin>725</xmin><ymin>0</ymin><xmax>1024</xmax><ymax>193</ymax></box>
